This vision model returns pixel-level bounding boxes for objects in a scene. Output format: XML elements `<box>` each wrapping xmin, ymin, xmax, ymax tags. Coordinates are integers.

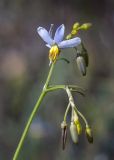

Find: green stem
<box><xmin>13</xmin><ymin>63</ymin><xmax>55</xmax><ymax>160</ymax></box>
<box><xmin>63</xmin><ymin>102</ymin><xmax>71</xmax><ymax>122</ymax></box>
<box><xmin>13</xmin><ymin>92</ymin><xmax>46</xmax><ymax>160</ymax></box>
<box><xmin>46</xmin><ymin>85</ymin><xmax>85</xmax><ymax>94</ymax></box>
<box><xmin>44</xmin><ymin>63</ymin><xmax>55</xmax><ymax>89</ymax></box>
<box><xmin>76</xmin><ymin>108</ymin><xmax>89</xmax><ymax>127</ymax></box>
<box><xmin>46</xmin><ymin>85</ymin><xmax>66</xmax><ymax>92</ymax></box>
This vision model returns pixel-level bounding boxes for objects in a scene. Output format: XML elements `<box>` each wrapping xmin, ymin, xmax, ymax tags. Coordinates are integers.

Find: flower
<box><xmin>37</xmin><ymin>24</ymin><xmax>81</xmax><ymax>64</ymax></box>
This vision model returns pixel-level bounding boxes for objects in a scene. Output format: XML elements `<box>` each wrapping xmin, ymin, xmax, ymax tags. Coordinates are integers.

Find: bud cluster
<box><xmin>65</xmin><ymin>22</ymin><xmax>91</xmax><ymax>76</ymax></box>
<box><xmin>66</xmin><ymin>22</ymin><xmax>92</xmax><ymax>40</ymax></box>
<box><xmin>61</xmin><ymin>87</ymin><xmax>93</xmax><ymax>150</ymax></box>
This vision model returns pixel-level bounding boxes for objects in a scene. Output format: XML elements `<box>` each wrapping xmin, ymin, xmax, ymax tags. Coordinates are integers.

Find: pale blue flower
<box><xmin>37</xmin><ymin>24</ymin><xmax>81</xmax><ymax>49</ymax></box>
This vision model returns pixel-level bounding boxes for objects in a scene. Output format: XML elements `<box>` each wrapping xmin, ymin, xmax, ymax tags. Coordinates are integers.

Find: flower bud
<box><xmin>79</xmin><ymin>23</ymin><xmax>92</xmax><ymax>30</ymax></box>
<box><xmin>85</xmin><ymin>126</ymin><xmax>93</xmax><ymax>143</ymax></box>
<box><xmin>71</xmin><ymin>29</ymin><xmax>77</xmax><ymax>35</ymax></box>
<box><xmin>66</xmin><ymin>34</ymin><xmax>72</xmax><ymax>40</ymax></box>
<box><xmin>73</xmin><ymin>22</ymin><xmax>80</xmax><ymax>30</ymax></box>
<box><xmin>72</xmin><ymin>110</ymin><xmax>82</xmax><ymax>135</ymax></box>
<box><xmin>61</xmin><ymin>121</ymin><xmax>67</xmax><ymax>150</ymax></box>
<box><xmin>74</xmin><ymin>120</ymin><xmax>82</xmax><ymax>135</ymax></box>
<box><xmin>70</xmin><ymin>122</ymin><xmax>78</xmax><ymax>144</ymax></box>
<box><xmin>76</xmin><ymin>56</ymin><xmax>86</xmax><ymax>76</ymax></box>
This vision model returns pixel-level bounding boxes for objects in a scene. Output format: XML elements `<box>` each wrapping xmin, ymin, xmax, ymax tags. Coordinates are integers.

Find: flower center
<box><xmin>49</xmin><ymin>45</ymin><xmax>60</xmax><ymax>63</ymax></box>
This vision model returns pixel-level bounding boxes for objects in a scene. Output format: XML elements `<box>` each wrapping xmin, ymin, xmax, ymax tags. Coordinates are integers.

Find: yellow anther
<box><xmin>73</xmin><ymin>22</ymin><xmax>80</xmax><ymax>30</ymax></box>
<box><xmin>79</xmin><ymin>23</ymin><xmax>92</xmax><ymax>30</ymax></box>
<box><xmin>49</xmin><ymin>45</ymin><xmax>60</xmax><ymax>62</ymax></box>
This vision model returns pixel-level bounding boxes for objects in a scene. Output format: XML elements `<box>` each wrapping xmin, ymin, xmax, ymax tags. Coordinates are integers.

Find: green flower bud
<box><xmin>73</xmin><ymin>22</ymin><xmax>80</xmax><ymax>30</ymax></box>
<box><xmin>73</xmin><ymin>110</ymin><xmax>82</xmax><ymax>135</ymax></box>
<box><xmin>70</xmin><ymin>122</ymin><xmax>78</xmax><ymax>144</ymax></box>
<box><xmin>85</xmin><ymin>126</ymin><xmax>93</xmax><ymax>143</ymax></box>
<box><xmin>66</xmin><ymin>34</ymin><xmax>72</xmax><ymax>40</ymax></box>
<box><xmin>79</xmin><ymin>23</ymin><xmax>92</xmax><ymax>30</ymax></box>
<box><xmin>71</xmin><ymin>29</ymin><xmax>77</xmax><ymax>35</ymax></box>
<box><xmin>76</xmin><ymin>56</ymin><xmax>86</xmax><ymax>76</ymax></box>
<box><xmin>74</xmin><ymin>120</ymin><xmax>82</xmax><ymax>135</ymax></box>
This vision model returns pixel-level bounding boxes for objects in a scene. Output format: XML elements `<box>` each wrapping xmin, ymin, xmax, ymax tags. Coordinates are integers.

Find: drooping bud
<box><xmin>61</xmin><ymin>121</ymin><xmax>67</xmax><ymax>150</ymax></box>
<box><xmin>74</xmin><ymin>120</ymin><xmax>82</xmax><ymax>135</ymax></box>
<box><xmin>72</xmin><ymin>109</ymin><xmax>82</xmax><ymax>135</ymax></box>
<box><xmin>85</xmin><ymin>126</ymin><xmax>93</xmax><ymax>143</ymax></box>
<box><xmin>70</xmin><ymin>122</ymin><xmax>78</xmax><ymax>144</ymax></box>
<box><xmin>76</xmin><ymin>56</ymin><xmax>86</xmax><ymax>76</ymax></box>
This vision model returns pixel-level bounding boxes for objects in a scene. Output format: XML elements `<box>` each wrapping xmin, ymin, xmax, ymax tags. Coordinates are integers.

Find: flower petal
<box><xmin>58</xmin><ymin>37</ymin><xmax>81</xmax><ymax>49</ymax></box>
<box><xmin>54</xmin><ymin>24</ymin><xmax>65</xmax><ymax>43</ymax></box>
<box><xmin>37</xmin><ymin>27</ymin><xmax>54</xmax><ymax>45</ymax></box>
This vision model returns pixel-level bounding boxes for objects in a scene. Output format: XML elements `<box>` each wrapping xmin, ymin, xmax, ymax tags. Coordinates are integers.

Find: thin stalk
<box><xmin>13</xmin><ymin>91</ymin><xmax>46</xmax><ymax>160</ymax></box>
<box><xmin>44</xmin><ymin>63</ymin><xmax>55</xmax><ymax>89</ymax></box>
<box><xmin>76</xmin><ymin>108</ymin><xmax>89</xmax><ymax>127</ymax></box>
<box><xmin>46</xmin><ymin>85</ymin><xmax>66</xmax><ymax>92</ymax></box>
<box><xmin>13</xmin><ymin>63</ymin><xmax>55</xmax><ymax>160</ymax></box>
<box><xmin>63</xmin><ymin>102</ymin><xmax>71</xmax><ymax>122</ymax></box>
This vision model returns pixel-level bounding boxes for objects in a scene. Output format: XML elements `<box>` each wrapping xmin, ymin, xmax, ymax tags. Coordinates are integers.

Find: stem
<box><xmin>13</xmin><ymin>63</ymin><xmax>55</xmax><ymax>160</ymax></box>
<box><xmin>63</xmin><ymin>102</ymin><xmax>71</xmax><ymax>122</ymax></box>
<box><xmin>13</xmin><ymin>92</ymin><xmax>46</xmax><ymax>160</ymax></box>
<box><xmin>76</xmin><ymin>108</ymin><xmax>89</xmax><ymax>127</ymax></box>
<box><xmin>46</xmin><ymin>85</ymin><xmax>66</xmax><ymax>92</ymax></box>
<box><xmin>46</xmin><ymin>85</ymin><xmax>85</xmax><ymax>94</ymax></box>
<box><xmin>44</xmin><ymin>63</ymin><xmax>55</xmax><ymax>89</ymax></box>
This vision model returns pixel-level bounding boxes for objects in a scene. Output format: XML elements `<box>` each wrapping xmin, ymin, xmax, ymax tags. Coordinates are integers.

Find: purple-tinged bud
<box><xmin>61</xmin><ymin>121</ymin><xmax>67</xmax><ymax>150</ymax></box>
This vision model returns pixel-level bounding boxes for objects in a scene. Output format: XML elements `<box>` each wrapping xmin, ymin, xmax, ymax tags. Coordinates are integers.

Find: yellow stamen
<box><xmin>49</xmin><ymin>45</ymin><xmax>60</xmax><ymax>63</ymax></box>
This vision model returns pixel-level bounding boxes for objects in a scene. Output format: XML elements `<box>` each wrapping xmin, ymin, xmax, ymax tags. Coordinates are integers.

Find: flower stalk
<box><xmin>13</xmin><ymin>62</ymin><xmax>55</xmax><ymax>160</ymax></box>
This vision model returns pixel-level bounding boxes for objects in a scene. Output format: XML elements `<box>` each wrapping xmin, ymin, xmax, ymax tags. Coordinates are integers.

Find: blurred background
<box><xmin>0</xmin><ymin>0</ymin><xmax>114</xmax><ymax>159</ymax></box>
